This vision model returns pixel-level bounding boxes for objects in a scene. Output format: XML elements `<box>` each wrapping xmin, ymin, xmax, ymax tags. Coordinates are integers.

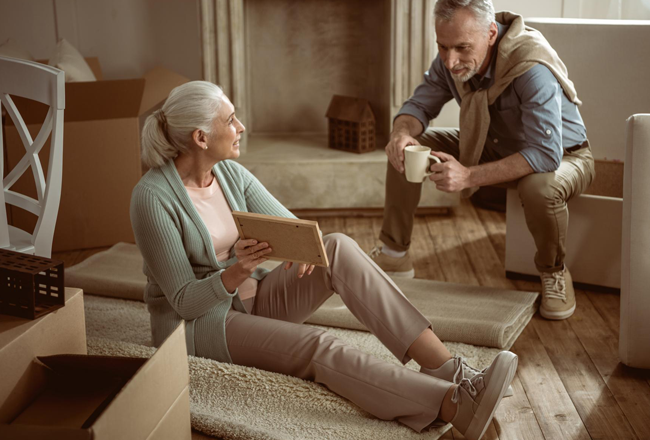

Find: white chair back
<box><xmin>0</xmin><ymin>56</ymin><xmax>65</xmax><ymax>258</ymax></box>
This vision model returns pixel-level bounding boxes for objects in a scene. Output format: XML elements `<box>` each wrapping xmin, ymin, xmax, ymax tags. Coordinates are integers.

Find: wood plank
<box><xmin>440</xmin><ymin>428</ymin><xmax>454</xmax><ymax>439</ymax></box>
<box><xmin>369</xmin><ymin>216</ymin><xmax>384</xmax><ymax>247</ymax></box>
<box><xmin>451</xmin><ymin>423</ymin><xmax>499</xmax><ymax>440</ymax></box>
<box><xmin>532</xmin><ymin>315</ymin><xmax>638</xmax><ymax>439</ymax></box>
<box><xmin>52</xmin><ymin>249</ymin><xmax>82</xmax><ymax>268</ymax></box>
<box><xmin>450</xmin><ymin>200</ymin><xmax>514</xmax><ymax>289</ymax></box>
<box><xmin>344</xmin><ymin>217</ymin><xmax>376</xmax><ymax>251</ymax></box>
<box><xmin>292</xmin><ymin>207</ymin><xmax>449</xmax><ymax>218</ymax></box>
<box><xmin>483</xmin><ymin>421</ymin><xmax>500</xmax><ymax>440</ymax></box>
<box><xmin>586</xmin><ymin>290</ymin><xmax>621</xmax><ymax>337</ymax></box>
<box><xmin>474</xmin><ymin>206</ymin><xmax>507</xmax><ymax>266</ymax></box>
<box><xmin>570</xmin><ymin>289</ymin><xmax>650</xmax><ymax>439</ymax></box>
<box><xmin>424</xmin><ymin>213</ymin><xmax>479</xmax><ymax>285</ymax></box>
<box><xmin>315</xmin><ymin>217</ymin><xmax>346</xmax><ymax>236</ymax></box>
<box><xmin>410</xmin><ymin>216</ymin><xmax>443</xmax><ymax>279</ymax></box>
<box><xmin>493</xmin><ymin>376</ymin><xmax>545</xmax><ymax>440</ymax></box>
<box><xmin>512</xmin><ymin>323</ymin><xmax>590</xmax><ymax>440</ymax></box>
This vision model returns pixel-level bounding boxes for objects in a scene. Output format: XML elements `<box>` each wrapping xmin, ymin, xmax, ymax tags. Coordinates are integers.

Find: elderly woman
<box><xmin>130</xmin><ymin>81</ymin><xmax>516</xmax><ymax>440</ymax></box>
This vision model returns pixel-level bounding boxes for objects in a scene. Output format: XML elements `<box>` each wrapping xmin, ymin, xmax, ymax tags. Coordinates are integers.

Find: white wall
<box><xmin>1</xmin><ymin>0</ymin><xmax>648</xmax><ymax>89</ymax></box>
<box><xmin>0</xmin><ymin>0</ymin><xmax>202</xmax><ymax>80</ymax></box>
<box><xmin>433</xmin><ymin>0</ymin><xmax>650</xmax><ymax>127</ymax></box>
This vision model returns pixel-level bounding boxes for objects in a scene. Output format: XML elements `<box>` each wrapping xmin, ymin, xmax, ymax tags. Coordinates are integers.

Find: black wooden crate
<box><xmin>0</xmin><ymin>249</ymin><xmax>65</xmax><ymax>319</ymax></box>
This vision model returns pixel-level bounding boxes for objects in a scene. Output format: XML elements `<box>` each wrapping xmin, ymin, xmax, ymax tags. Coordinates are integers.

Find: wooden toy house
<box><xmin>325</xmin><ymin>95</ymin><xmax>376</xmax><ymax>154</ymax></box>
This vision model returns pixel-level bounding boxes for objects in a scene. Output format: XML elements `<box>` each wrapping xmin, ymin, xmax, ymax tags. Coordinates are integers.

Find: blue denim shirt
<box><xmin>397</xmin><ymin>23</ymin><xmax>587</xmax><ymax>173</ymax></box>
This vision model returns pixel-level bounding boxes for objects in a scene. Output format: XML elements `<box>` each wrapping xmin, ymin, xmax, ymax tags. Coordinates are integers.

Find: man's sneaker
<box><xmin>450</xmin><ymin>351</ymin><xmax>518</xmax><ymax>440</ymax></box>
<box><xmin>368</xmin><ymin>246</ymin><xmax>415</xmax><ymax>278</ymax></box>
<box><xmin>539</xmin><ymin>266</ymin><xmax>576</xmax><ymax>320</ymax></box>
<box><xmin>421</xmin><ymin>355</ymin><xmax>514</xmax><ymax>397</ymax></box>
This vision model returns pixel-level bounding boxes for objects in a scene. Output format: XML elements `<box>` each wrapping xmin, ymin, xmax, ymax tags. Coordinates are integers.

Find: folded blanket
<box><xmin>69</xmin><ymin>243</ymin><xmax>538</xmax><ymax>349</ymax></box>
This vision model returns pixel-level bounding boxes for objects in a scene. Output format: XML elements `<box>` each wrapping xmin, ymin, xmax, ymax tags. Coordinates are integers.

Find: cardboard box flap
<box><xmin>6</xmin><ymin>79</ymin><xmax>146</xmax><ymax>125</ymax></box>
<box><xmin>37</xmin><ymin>354</ymin><xmax>146</xmax><ymax>378</ymax></box>
<box><xmin>36</xmin><ymin>57</ymin><xmax>103</xmax><ymax>81</ymax></box>
<box><xmin>85</xmin><ymin>57</ymin><xmax>103</xmax><ymax>81</ymax></box>
<box><xmin>91</xmin><ymin>324</ymin><xmax>189</xmax><ymax>438</ymax></box>
<box><xmin>11</xmin><ymin>370</ymin><xmax>127</xmax><ymax>431</ymax></box>
<box><xmin>0</xmin><ymin>424</ymin><xmax>93</xmax><ymax>440</ymax></box>
<box><xmin>140</xmin><ymin>66</ymin><xmax>190</xmax><ymax>115</ymax></box>
<box><xmin>65</xmin><ymin>79</ymin><xmax>145</xmax><ymax>122</ymax></box>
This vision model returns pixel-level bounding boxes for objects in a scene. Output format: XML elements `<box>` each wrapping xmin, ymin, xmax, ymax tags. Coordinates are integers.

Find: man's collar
<box><xmin>471</xmin><ymin>22</ymin><xmax>505</xmax><ymax>86</ymax></box>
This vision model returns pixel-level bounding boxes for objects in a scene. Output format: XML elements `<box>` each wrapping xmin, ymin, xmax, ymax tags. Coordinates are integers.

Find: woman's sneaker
<box><xmin>450</xmin><ymin>351</ymin><xmax>518</xmax><ymax>440</ymax></box>
<box><xmin>420</xmin><ymin>355</ymin><xmax>514</xmax><ymax>397</ymax></box>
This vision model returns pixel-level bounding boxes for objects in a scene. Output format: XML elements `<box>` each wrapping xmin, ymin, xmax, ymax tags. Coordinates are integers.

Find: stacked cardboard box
<box><xmin>0</xmin><ymin>288</ymin><xmax>191</xmax><ymax>439</ymax></box>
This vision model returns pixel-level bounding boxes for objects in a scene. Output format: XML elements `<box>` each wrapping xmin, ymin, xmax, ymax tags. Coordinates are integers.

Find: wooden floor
<box><xmin>54</xmin><ymin>199</ymin><xmax>650</xmax><ymax>440</ymax></box>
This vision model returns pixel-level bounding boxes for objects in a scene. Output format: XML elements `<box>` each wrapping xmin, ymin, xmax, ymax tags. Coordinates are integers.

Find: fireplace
<box><xmin>198</xmin><ymin>0</ymin><xmax>458</xmax><ymax>211</ymax></box>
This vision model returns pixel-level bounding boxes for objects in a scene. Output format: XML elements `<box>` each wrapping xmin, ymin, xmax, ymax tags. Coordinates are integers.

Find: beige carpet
<box><xmin>84</xmin><ymin>294</ymin><xmax>505</xmax><ymax>440</ymax></box>
<box><xmin>69</xmin><ymin>243</ymin><xmax>538</xmax><ymax>349</ymax></box>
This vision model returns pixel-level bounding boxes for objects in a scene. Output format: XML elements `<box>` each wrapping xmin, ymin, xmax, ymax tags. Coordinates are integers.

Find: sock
<box><xmin>381</xmin><ymin>245</ymin><xmax>407</xmax><ymax>258</ymax></box>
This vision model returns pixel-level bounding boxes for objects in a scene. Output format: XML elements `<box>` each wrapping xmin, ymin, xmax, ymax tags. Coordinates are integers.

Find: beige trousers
<box><xmin>380</xmin><ymin>128</ymin><xmax>596</xmax><ymax>273</ymax></box>
<box><xmin>225</xmin><ymin>233</ymin><xmax>452</xmax><ymax>432</ymax></box>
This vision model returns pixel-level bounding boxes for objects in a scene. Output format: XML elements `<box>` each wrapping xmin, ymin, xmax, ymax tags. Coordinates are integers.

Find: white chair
<box><xmin>0</xmin><ymin>56</ymin><xmax>65</xmax><ymax>258</ymax></box>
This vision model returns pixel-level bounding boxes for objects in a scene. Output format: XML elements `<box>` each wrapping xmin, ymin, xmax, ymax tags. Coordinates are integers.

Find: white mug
<box><xmin>404</xmin><ymin>145</ymin><xmax>441</xmax><ymax>183</ymax></box>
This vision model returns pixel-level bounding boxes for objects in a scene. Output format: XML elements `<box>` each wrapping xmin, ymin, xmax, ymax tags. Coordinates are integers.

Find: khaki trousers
<box><xmin>380</xmin><ymin>128</ymin><xmax>596</xmax><ymax>273</ymax></box>
<box><xmin>225</xmin><ymin>233</ymin><xmax>452</xmax><ymax>432</ymax></box>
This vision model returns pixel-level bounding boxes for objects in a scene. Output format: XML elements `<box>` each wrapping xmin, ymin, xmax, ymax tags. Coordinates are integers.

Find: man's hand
<box><xmin>428</xmin><ymin>151</ymin><xmax>472</xmax><ymax>192</ymax></box>
<box><xmin>386</xmin><ymin>133</ymin><xmax>420</xmax><ymax>174</ymax></box>
<box><xmin>284</xmin><ymin>261</ymin><xmax>316</xmax><ymax>279</ymax></box>
<box><xmin>222</xmin><ymin>239</ymin><xmax>272</xmax><ymax>293</ymax></box>
<box><xmin>385</xmin><ymin>115</ymin><xmax>425</xmax><ymax>173</ymax></box>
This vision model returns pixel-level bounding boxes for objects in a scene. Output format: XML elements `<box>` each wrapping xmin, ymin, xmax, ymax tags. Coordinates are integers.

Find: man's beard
<box><xmin>450</xmin><ymin>52</ymin><xmax>488</xmax><ymax>82</ymax></box>
<box><xmin>450</xmin><ymin>66</ymin><xmax>478</xmax><ymax>82</ymax></box>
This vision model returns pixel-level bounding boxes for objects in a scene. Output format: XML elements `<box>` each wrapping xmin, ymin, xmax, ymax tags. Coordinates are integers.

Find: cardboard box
<box><xmin>2</xmin><ymin>58</ymin><xmax>189</xmax><ymax>251</ymax></box>
<box><xmin>0</xmin><ymin>317</ymin><xmax>191</xmax><ymax>440</ymax></box>
<box><xmin>0</xmin><ymin>288</ymin><xmax>87</xmax><ymax>425</ymax></box>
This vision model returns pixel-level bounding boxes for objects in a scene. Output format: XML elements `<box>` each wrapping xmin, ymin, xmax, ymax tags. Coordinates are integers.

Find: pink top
<box><xmin>185</xmin><ymin>176</ymin><xmax>258</xmax><ymax>301</ymax></box>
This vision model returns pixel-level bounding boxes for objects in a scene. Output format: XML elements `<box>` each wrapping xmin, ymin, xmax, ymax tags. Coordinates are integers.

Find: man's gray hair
<box><xmin>434</xmin><ymin>0</ymin><xmax>496</xmax><ymax>30</ymax></box>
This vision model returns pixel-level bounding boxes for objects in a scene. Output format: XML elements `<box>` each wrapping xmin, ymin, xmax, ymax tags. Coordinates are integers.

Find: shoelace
<box><xmin>451</xmin><ymin>356</ymin><xmax>485</xmax><ymax>384</ymax></box>
<box><xmin>451</xmin><ymin>374</ymin><xmax>485</xmax><ymax>404</ymax></box>
<box><xmin>368</xmin><ymin>246</ymin><xmax>382</xmax><ymax>259</ymax></box>
<box><xmin>541</xmin><ymin>270</ymin><xmax>567</xmax><ymax>301</ymax></box>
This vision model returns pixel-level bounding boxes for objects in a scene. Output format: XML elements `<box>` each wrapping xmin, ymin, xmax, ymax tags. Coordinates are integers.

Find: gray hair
<box><xmin>141</xmin><ymin>81</ymin><xmax>224</xmax><ymax>168</ymax></box>
<box><xmin>434</xmin><ymin>0</ymin><xmax>495</xmax><ymax>30</ymax></box>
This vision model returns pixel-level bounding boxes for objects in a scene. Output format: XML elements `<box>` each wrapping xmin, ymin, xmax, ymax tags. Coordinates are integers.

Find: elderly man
<box><xmin>370</xmin><ymin>0</ymin><xmax>595</xmax><ymax>321</ymax></box>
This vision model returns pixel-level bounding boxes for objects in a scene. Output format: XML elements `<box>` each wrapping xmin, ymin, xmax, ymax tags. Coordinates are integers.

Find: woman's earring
<box><xmin>203</xmin><ymin>146</ymin><xmax>208</xmax><ymax>150</ymax></box>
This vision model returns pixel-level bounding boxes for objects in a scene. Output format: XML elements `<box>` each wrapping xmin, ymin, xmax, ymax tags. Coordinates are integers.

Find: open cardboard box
<box><xmin>0</xmin><ymin>307</ymin><xmax>190</xmax><ymax>440</ymax></box>
<box><xmin>0</xmin><ymin>288</ymin><xmax>87</xmax><ymax>427</ymax></box>
<box><xmin>1</xmin><ymin>58</ymin><xmax>189</xmax><ymax>251</ymax></box>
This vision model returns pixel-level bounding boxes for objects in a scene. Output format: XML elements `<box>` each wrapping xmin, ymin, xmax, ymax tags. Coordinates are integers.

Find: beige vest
<box><xmin>455</xmin><ymin>11</ymin><xmax>581</xmax><ymax>197</ymax></box>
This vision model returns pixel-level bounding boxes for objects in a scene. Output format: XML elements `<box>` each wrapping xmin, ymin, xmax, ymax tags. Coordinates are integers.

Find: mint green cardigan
<box><xmin>130</xmin><ymin>159</ymin><xmax>296</xmax><ymax>362</ymax></box>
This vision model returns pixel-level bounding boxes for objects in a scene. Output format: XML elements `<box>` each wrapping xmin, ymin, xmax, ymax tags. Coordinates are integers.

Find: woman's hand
<box><xmin>284</xmin><ymin>261</ymin><xmax>315</xmax><ymax>278</ymax></box>
<box><xmin>222</xmin><ymin>239</ymin><xmax>272</xmax><ymax>293</ymax></box>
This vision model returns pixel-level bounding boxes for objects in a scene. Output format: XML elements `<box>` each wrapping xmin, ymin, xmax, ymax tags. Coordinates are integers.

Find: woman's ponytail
<box><xmin>140</xmin><ymin>81</ymin><xmax>224</xmax><ymax>168</ymax></box>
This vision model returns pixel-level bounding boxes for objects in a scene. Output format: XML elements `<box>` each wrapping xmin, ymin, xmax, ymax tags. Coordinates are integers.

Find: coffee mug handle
<box><xmin>424</xmin><ymin>154</ymin><xmax>442</xmax><ymax>178</ymax></box>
